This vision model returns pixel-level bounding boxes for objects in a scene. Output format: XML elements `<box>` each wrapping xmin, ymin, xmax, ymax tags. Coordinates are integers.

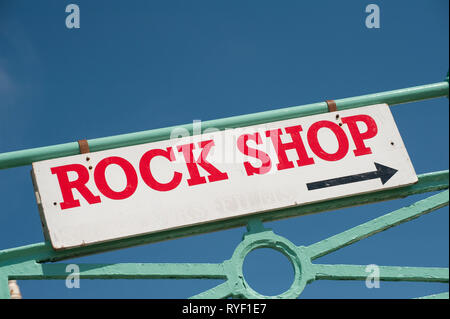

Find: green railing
<box><xmin>0</xmin><ymin>73</ymin><xmax>448</xmax><ymax>299</ymax></box>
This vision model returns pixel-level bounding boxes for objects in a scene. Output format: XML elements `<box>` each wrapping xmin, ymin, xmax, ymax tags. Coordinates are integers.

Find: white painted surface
<box><xmin>32</xmin><ymin>104</ymin><xmax>417</xmax><ymax>249</ymax></box>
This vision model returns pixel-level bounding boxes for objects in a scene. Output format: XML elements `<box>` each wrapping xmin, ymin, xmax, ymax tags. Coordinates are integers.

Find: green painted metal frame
<box><xmin>0</xmin><ymin>75</ymin><xmax>448</xmax><ymax>298</ymax></box>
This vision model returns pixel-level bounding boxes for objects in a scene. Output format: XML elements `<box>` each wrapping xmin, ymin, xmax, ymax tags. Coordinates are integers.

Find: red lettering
<box><xmin>94</xmin><ymin>156</ymin><xmax>138</xmax><ymax>200</ymax></box>
<box><xmin>341</xmin><ymin>114</ymin><xmax>378</xmax><ymax>156</ymax></box>
<box><xmin>307</xmin><ymin>120</ymin><xmax>349</xmax><ymax>161</ymax></box>
<box><xmin>266</xmin><ymin>125</ymin><xmax>314</xmax><ymax>170</ymax></box>
<box><xmin>51</xmin><ymin>164</ymin><xmax>101</xmax><ymax>210</ymax></box>
<box><xmin>139</xmin><ymin>147</ymin><xmax>182</xmax><ymax>192</ymax></box>
<box><xmin>237</xmin><ymin>133</ymin><xmax>272</xmax><ymax>176</ymax></box>
<box><xmin>177</xmin><ymin>140</ymin><xmax>228</xmax><ymax>186</ymax></box>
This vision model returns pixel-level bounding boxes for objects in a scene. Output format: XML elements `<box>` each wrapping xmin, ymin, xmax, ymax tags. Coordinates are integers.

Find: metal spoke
<box><xmin>312</xmin><ymin>264</ymin><xmax>449</xmax><ymax>283</ymax></box>
<box><xmin>306</xmin><ymin>190</ymin><xmax>449</xmax><ymax>260</ymax></box>
<box><xmin>6</xmin><ymin>261</ymin><xmax>227</xmax><ymax>280</ymax></box>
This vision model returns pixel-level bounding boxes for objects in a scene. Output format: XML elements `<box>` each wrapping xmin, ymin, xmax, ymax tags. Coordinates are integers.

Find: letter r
<box><xmin>51</xmin><ymin>164</ymin><xmax>101</xmax><ymax>210</ymax></box>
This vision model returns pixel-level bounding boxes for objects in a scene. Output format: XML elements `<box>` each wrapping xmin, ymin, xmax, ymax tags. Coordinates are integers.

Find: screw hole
<box><xmin>53</xmin><ymin>202</ymin><xmax>57</xmax><ymax>206</ymax></box>
<box><xmin>335</xmin><ymin>114</ymin><xmax>340</xmax><ymax>120</ymax></box>
<box><xmin>339</xmin><ymin>123</ymin><xmax>343</xmax><ymax>126</ymax></box>
<box><xmin>88</xmin><ymin>166</ymin><xmax>93</xmax><ymax>170</ymax></box>
<box><xmin>390</xmin><ymin>142</ymin><xmax>394</xmax><ymax>146</ymax></box>
<box><xmin>86</xmin><ymin>157</ymin><xmax>90</xmax><ymax>161</ymax></box>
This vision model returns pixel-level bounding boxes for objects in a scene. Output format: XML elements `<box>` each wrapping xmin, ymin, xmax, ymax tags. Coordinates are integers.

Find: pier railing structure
<box><xmin>0</xmin><ymin>73</ymin><xmax>448</xmax><ymax>299</ymax></box>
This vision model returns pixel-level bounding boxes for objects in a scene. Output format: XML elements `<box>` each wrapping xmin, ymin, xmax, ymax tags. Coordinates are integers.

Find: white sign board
<box><xmin>32</xmin><ymin>104</ymin><xmax>417</xmax><ymax>249</ymax></box>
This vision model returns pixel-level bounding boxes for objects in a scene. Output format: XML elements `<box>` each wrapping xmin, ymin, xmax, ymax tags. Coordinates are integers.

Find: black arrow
<box><xmin>306</xmin><ymin>162</ymin><xmax>398</xmax><ymax>191</ymax></box>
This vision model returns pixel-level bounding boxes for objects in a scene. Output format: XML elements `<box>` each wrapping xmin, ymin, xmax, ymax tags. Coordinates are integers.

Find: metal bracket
<box><xmin>78</xmin><ymin>139</ymin><xmax>90</xmax><ymax>154</ymax></box>
<box><xmin>326</xmin><ymin>100</ymin><xmax>338</xmax><ymax>112</ymax></box>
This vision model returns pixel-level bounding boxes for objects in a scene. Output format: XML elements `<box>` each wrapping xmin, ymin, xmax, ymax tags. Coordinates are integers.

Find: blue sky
<box><xmin>0</xmin><ymin>0</ymin><xmax>448</xmax><ymax>298</ymax></box>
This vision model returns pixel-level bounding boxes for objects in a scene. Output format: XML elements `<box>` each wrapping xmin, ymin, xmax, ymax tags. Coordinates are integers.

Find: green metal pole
<box><xmin>313</xmin><ymin>264</ymin><xmax>449</xmax><ymax>282</ymax></box>
<box><xmin>5</xmin><ymin>261</ymin><xmax>227</xmax><ymax>280</ymax></box>
<box><xmin>0</xmin><ymin>79</ymin><xmax>448</xmax><ymax>170</ymax></box>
